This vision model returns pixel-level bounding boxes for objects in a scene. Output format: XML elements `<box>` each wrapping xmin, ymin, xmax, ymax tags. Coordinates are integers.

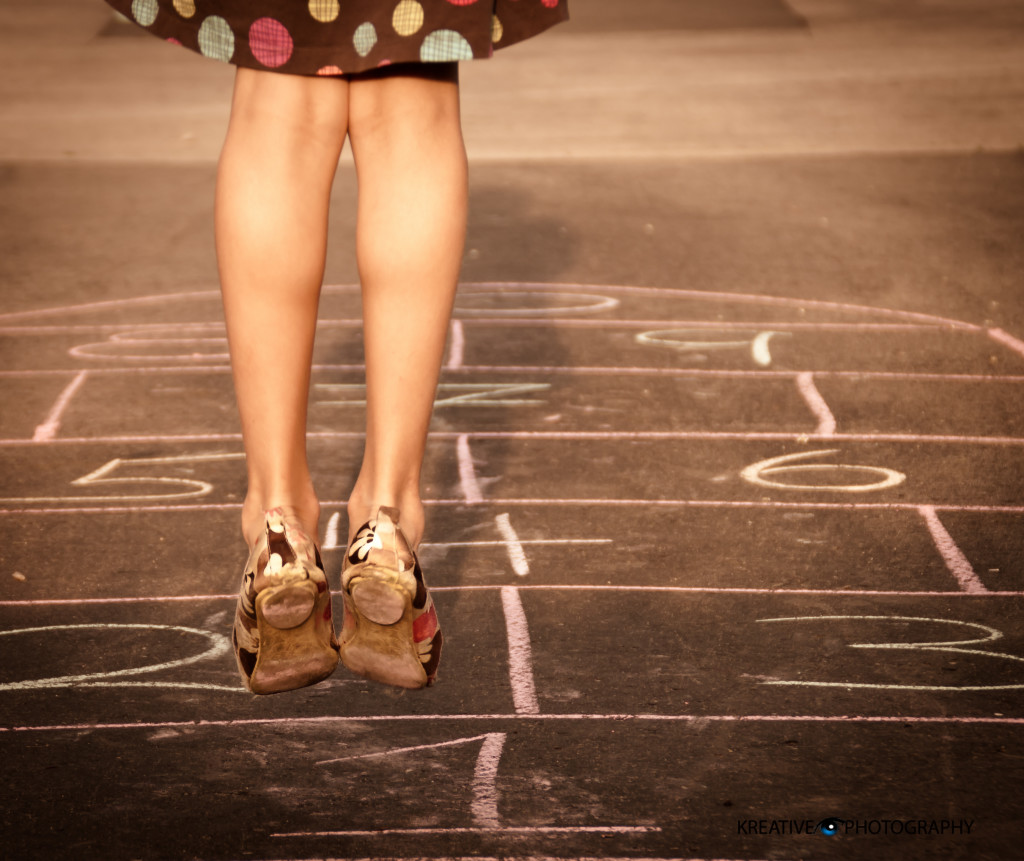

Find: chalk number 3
<box><xmin>757</xmin><ymin>615</ymin><xmax>1024</xmax><ymax>691</ymax></box>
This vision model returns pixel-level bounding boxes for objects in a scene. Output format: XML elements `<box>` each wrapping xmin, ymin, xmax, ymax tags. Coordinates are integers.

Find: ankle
<box><xmin>242</xmin><ymin>493</ymin><xmax>321</xmax><ymax>547</ymax></box>
<box><xmin>347</xmin><ymin>491</ymin><xmax>424</xmax><ymax>549</ymax></box>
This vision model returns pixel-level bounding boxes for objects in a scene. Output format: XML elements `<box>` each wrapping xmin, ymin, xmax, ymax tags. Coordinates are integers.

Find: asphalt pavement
<box><xmin>1</xmin><ymin>1</ymin><xmax>1023</xmax><ymax>859</ymax></box>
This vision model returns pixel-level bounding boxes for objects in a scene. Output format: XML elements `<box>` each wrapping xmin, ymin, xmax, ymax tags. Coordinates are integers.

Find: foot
<box><xmin>347</xmin><ymin>492</ymin><xmax>424</xmax><ymax>549</ymax></box>
<box><xmin>242</xmin><ymin>494</ymin><xmax>320</xmax><ymax>549</ymax></box>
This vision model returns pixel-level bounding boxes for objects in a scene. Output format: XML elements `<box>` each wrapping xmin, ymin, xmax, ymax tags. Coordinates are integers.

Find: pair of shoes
<box><xmin>232</xmin><ymin>507</ymin><xmax>339</xmax><ymax>695</ymax></box>
<box><xmin>338</xmin><ymin>506</ymin><xmax>443</xmax><ymax>689</ymax></box>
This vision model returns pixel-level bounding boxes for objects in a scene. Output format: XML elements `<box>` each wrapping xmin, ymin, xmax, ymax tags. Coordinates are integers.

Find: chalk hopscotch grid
<box><xmin>2</xmin><ymin>291</ymin><xmax>1023</xmax><ymax>738</ymax></box>
<box><xmin>6</xmin><ymin>284</ymin><xmax>1020</xmax><ymax>598</ymax></box>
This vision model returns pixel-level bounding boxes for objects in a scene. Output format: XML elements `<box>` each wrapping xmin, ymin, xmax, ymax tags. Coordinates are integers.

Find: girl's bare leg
<box><xmin>216</xmin><ymin>68</ymin><xmax>349</xmax><ymax>545</ymax></box>
<box><xmin>345</xmin><ymin>70</ymin><xmax>468</xmax><ymax>548</ymax></box>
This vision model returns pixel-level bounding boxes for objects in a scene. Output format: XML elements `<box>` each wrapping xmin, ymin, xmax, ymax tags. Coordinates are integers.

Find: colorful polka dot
<box><xmin>392</xmin><ymin>0</ymin><xmax>424</xmax><ymax>37</ymax></box>
<box><xmin>131</xmin><ymin>0</ymin><xmax>158</xmax><ymax>27</ymax></box>
<box><xmin>249</xmin><ymin>18</ymin><xmax>293</xmax><ymax>68</ymax></box>
<box><xmin>118</xmin><ymin>0</ymin><xmax>565</xmax><ymax>73</ymax></box>
<box><xmin>308</xmin><ymin>0</ymin><xmax>340</xmax><ymax>24</ymax></box>
<box><xmin>197</xmin><ymin>16</ymin><xmax>235</xmax><ymax>63</ymax></box>
<box><xmin>353</xmin><ymin>22</ymin><xmax>377</xmax><ymax>57</ymax></box>
<box><xmin>420</xmin><ymin>29</ymin><xmax>473</xmax><ymax>62</ymax></box>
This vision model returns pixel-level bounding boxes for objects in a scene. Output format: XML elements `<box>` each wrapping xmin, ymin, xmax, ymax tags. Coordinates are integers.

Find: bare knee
<box><xmin>229</xmin><ymin>67</ymin><xmax>350</xmax><ymax>151</ymax></box>
<box><xmin>347</xmin><ymin>71</ymin><xmax>463</xmax><ymax>159</ymax></box>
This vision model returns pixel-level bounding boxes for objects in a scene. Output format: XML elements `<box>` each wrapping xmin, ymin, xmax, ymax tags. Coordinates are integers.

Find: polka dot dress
<box><xmin>106</xmin><ymin>0</ymin><xmax>568</xmax><ymax>76</ymax></box>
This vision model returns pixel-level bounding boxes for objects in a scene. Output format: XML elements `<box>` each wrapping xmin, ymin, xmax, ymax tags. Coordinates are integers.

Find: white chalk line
<box><xmin>457</xmin><ymin>434</ymin><xmax>484</xmax><ymax>504</ymax></box>
<box><xmin>68</xmin><ymin>330</ymin><xmax>229</xmax><ymax>362</ymax></box>
<box><xmin>795</xmin><ymin>372</ymin><xmax>836</xmax><ymax>436</ymax></box>
<box><xmin>757</xmin><ymin>615</ymin><xmax>1024</xmax><ymax>691</ymax></box>
<box><xmin>315</xmin><ymin>730</ymin><xmax>507</xmax><ymax>826</ymax></box>
<box><xmin>501</xmin><ymin>586</ymin><xmax>540</xmax><ymax>715</ymax></box>
<box><xmin>6</xmin><ymin>429</ymin><xmax>1024</xmax><ymax>448</ymax></box>
<box><xmin>740</xmin><ymin>449</ymin><xmax>906</xmax><ymax>493</ymax></box>
<box><xmin>455</xmin><ymin>290</ymin><xmax>619</xmax><ymax>316</ymax></box>
<box><xmin>634</xmin><ymin>329</ymin><xmax>785</xmax><ymax>368</ymax></box>
<box><xmin>918</xmin><ymin>506</ymin><xmax>988</xmax><ymax>594</ymax></box>
<box><xmin>0</xmin><ymin>623</ymin><xmax>230</xmax><ymax>691</ymax></box>
<box><xmin>315</xmin><ymin>382</ymin><xmax>551</xmax><ymax>408</ymax></box>
<box><xmin>58</xmin><ymin>681</ymin><xmax>243</xmax><ymax>692</ymax></box>
<box><xmin>316</xmin><ymin>733</ymin><xmax>496</xmax><ymax>766</ymax></box>
<box><xmin>2</xmin><ymin>583</ymin><xmax>1024</xmax><ymax>608</ymax></box>
<box><xmin>7</xmin><ymin>713</ymin><xmax>1024</xmax><ymax>734</ymax></box>
<box><xmin>32</xmin><ymin>370</ymin><xmax>88</xmax><ymax>442</ymax></box>
<box><xmin>0</xmin><ymin>451</ymin><xmax>244</xmax><ymax>505</ymax></box>
<box><xmin>324</xmin><ymin>511</ymin><xmax>342</xmax><ymax>550</ymax></box>
<box><xmin>495</xmin><ymin>514</ymin><xmax>530</xmax><ymax>577</ymax></box>
<box><xmin>472</xmin><ymin>732</ymin><xmax>506</xmax><ymax>828</ymax></box>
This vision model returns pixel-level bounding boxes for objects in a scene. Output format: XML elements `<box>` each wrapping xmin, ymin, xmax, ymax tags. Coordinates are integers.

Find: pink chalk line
<box><xmin>271</xmin><ymin>826</ymin><xmax>660</xmax><ymax>837</ymax></box>
<box><xmin>989</xmin><ymin>328</ymin><xmax>1024</xmax><ymax>359</ymax></box>
<box><xmin>261</xmin><ymin>857</ymin><xmax>762</xmax><ymax>861</ymax></box>
<box><xmin>2</xmin><ymin>499</ymin><xmax>1024</xmax><ymax>517</ymax></box>
<box><xmin>443</xmin><ymin>319</ymin><xmax>940</xmax><ymax>331</ymax></box>
<box><xmin>457</xmin><ymin>434</ymin><xmax>484</xmax><ymax>504</ymax></box>
<box><xmin>0</xmin><ymin>290</ymin><xmax>222</xmax><ymax>323</ymax></box>
<box><xmin>0</xmin><ymin>319</ymin><xmax>946</xmax><ymax>333</ymax></box>
<box><xmin>3</xmin><ymin>365</ymin><xmax>1024</xmax><ymax>383</ymax></box>
<box><xmin>918</xmin><ymin>506</ymin><xmax>988</xmax><ymax>594</ymax></box>
<box><xmin>31</xmin><ymin>370</ymin><xmax>88</xmax><ymax>442</ymax></box>
<box><xmin>446</xmin><ymin>319</ymin><xmax>465</xmax><ymax>370</ymax></box>
<box><xmin>4</xmin><ymin>429</ymin><xmax>1024</xmax><ymax>448</ymax></box>
<box><xmin>2</xmin><ymin>584</ymin><xmax>1022</xmax><ymax>609</ymax></box>
<box><xmin>5</xmin><ymin>714</ymin><xmax>1024</xmax><ymax>734</ymax></box>
<box><xmin>0</xmin><ymin>282</ymin><xmax>989</xmax><ymax>330</ymax></box>
<box><xmin>795</xmin><ymin>372</ymin><xmax>837</xmax><ymax>436</ymax></box>
<box><xmin>463</xmin><ymin>282</ymin><xmax>986</xmax><ymax>331</ymax></box>
<box><xmin>256</xmin><ymin>851</ymin><xmax>765</xmax><ymax>859</ymax></box>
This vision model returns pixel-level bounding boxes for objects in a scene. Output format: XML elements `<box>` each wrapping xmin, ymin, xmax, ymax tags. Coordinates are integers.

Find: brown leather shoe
<box><xmin>339</xmin><ymin>507</ymin><xmax>442</xmax><ymax>689</ymax></box>
<box><xmin>232</xmin><ymin>508</ymin><xmax>339</xmax><ymax>694</ymax></box>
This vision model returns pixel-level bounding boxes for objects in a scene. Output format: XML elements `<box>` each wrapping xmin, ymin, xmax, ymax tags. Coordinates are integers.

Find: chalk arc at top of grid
<box><xmin>0</xmin><ymin>283</ymin><xmax>993</xmax><ymax>330</ymax></box>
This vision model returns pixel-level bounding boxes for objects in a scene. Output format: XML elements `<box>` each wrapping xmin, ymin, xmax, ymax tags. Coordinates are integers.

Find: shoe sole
<box><xmin>341</xmin><ymin>576</ymin><xmax>429</xmax><ymax>689</ymax></box>
<box><xmin>246</xmin><ymin>580</ymin><xmax>339</xmax><ymax>695</ymax></box>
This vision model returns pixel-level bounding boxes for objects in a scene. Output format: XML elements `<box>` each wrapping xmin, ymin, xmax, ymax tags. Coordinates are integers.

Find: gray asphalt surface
<box><xmin>1</xmin><ymin>2</ymin><xmax>1023</xmax><ymax>860</ymax></box>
